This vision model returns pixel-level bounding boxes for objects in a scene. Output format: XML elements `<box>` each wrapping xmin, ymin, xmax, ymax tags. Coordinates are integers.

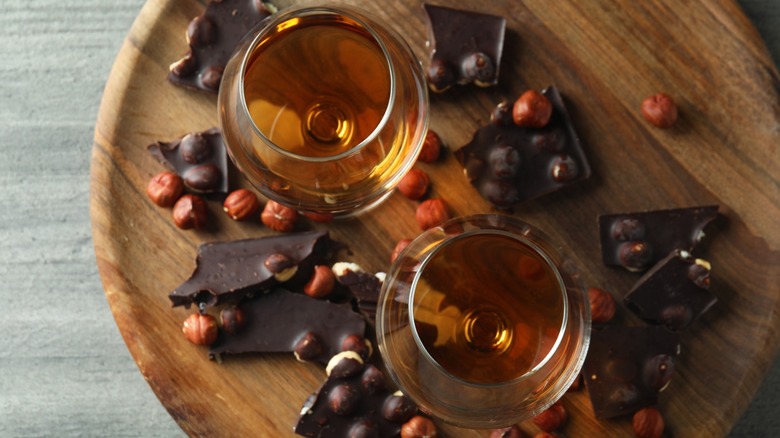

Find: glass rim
<box><xmin>237</xmin><ymin>5</ymin><xmax>397</xmax><ymax>163</ymax></box>
<box><xmin>407</xmin><ymin>227</ymin><xmax>570</xmax><ymax>389</ymax></box>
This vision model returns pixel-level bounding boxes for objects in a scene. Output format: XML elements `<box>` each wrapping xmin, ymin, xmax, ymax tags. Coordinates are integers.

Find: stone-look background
<box><xmin>0</xmin><ymin>1</ymin><xmax>776</xmax><ymax>436</ymax></box>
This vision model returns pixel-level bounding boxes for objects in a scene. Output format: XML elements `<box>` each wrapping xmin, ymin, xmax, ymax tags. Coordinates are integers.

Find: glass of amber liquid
<box><xmin>218</xmin><ymin>5</ymin><xmax>428</xmax><ymax>217</ymax></box>
<box><xmin>377</xmin><ymin>215</ymin><xmax>591</xmax><ymax>428</ymax></box>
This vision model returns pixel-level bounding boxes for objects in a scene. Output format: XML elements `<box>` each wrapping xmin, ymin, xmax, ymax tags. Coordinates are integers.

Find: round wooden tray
<box><xmin>90</xmin><ymin>0</ymin><xmax>780</xmax><ymax>436</ymax></box>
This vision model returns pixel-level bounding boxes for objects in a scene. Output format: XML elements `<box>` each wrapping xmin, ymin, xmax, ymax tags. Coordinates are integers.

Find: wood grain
<box><xmin>90</xmin><ymin>0</ymin><xmax>780</xmax><ymax>436</ymax></box>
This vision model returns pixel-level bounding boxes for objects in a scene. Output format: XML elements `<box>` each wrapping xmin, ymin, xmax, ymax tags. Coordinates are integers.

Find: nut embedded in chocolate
<box><xmin>643</xmin><ymin>353</ymin><xmax>675</xmax><ymax>392</ymax></box>
<box><xmin>201</xmin><ymin>65</ymin><xmax>224</xmax><ymax>91</ymax></box>
<box><xmin>341</xmin><ymin>335</ymin><xmax>372</xmax><ymax>361</ymax></box>
<box><xmin>294</xmin><ymin>332</ymin><xmax>323</xmax><ymax>362</ymax></box>
<box><xmin>611</xmin><ymin>218</ymin><xmax>646</xmax><ymax>241</ymax></box>
<box><xmin>183</xmin><ymin>163</ymin><xmax>223</xmax><ymax>192</ymax></box>
<box><xmin>461</xmin><ymin>52</ymin><xmax>495</xmax><ymax>86</ymax></box>
<box><xmin>426</xmin><ymin>58</ymin><xmax>456</xmax><ymax>93</ymax></box>
<box><xmin>219</xmin><ymin>305</ymin><xmax>247</xmax><ymax>335</ymax></box>
<box><xmin>329</xmin><ymin>384</ymin><xmax>361</xmax><ymax>416</ymax></box>
<box><xmin>169</xmin><ymin>50</ymin><xmax>197</xmax><ymax>77</ymax></box>
<box><xmin>148</xmin><ymin>128</ymin><xmax>229</xmax><ymax>194</ymax></box>
<box><xmin>489</xmin><ymin>144</ymin><xmax>521</xmax><ymax>178</ymax></box>
<box><xmin>618</xmin><ymin>241</ymin><xmax>654</xmax><ymax>272</ymax></box>
<box><xmin>550</xmin><ymin>154</ymin><xmax>579</xmax><ymax>182</ymax></box>
<box><xmin>186</xmin><ymin>16</ymin><xmax>216</xmax><ymax>47</ymax></box>
<box><xmin>361</xmin><ymin>365</ymin><xmax>386</xmax><ymax>395</ymax></box>
<box><xmin>381</xmin><ymin>393</ymin><xmax>417</xmax><ymax>423</ymax></box>
<box><xmin>349</xmin><ymin>419</ymin><xmax>380</xmax><ymax>438</ymax></box>
<box><xmin>180</xmin><ymin>132</ymin><xmax>212</xmax><ymax>164</ymax></box>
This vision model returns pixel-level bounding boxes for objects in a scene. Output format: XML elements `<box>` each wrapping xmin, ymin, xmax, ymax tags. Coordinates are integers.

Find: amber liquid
<box><xmin>412</xmin><ymin>232</ymin><xmax>565</xmax><ymax>385</ymax></box>
<box><xmin>243</xmin><ymin>18</ymin><xmax>391</xmax><ymax>158</ymax></box>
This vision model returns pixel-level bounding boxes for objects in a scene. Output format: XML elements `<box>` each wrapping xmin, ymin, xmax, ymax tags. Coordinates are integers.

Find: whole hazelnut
<box><xmin>223</xmin><ymin>188</ymin><xmax>260</xmax><ymax>221</ymax></box>
<box><xmin>328</xmin><ymin>384</ymin><xmax>361</xmax><ymax>416</ymax></box>
<box><xmin>397</xmin><ymin>169</ymin><xmax>430</xmax><ymax>200</ymax></box>
<box><xmin>512</xmin><ymin>90</ymin><xmax>553</xmax><ymax>128</ymax></box>
<box><xmin>349</xmin><ymin>419</ymin><xmax>380</xmax><ymax>438</ymax></box>
<box><xmin>183</xmin><ymin>163</ymin><xmax>222</xmax><ymax>192</ymax></box>
<box><xmin>182</xmin><ymin>313</ymin><xmax>219</xmax><ymax>346</ymax></box>
<box><xmin>641</xmin><ymin>93</ymin><xmax>678</xmax><ymax>128</ymax></box>
<box><xmin>146</xmin><ymin>171</ymin><xmax>184</xmax><ymax>208</ymax></box>
<box><xmin>261</xmin><ymin>200</ymin><xmax>298</xmax><ymax>232</ymax></box>
<box><xmin>180</xmin><ymin>132</ymin><xmax>212</xmax><ymax>164</ymax></box>
<box><xmin>304</xmin><ymin>265</ymin><xmax>336</xmax><ymax>298</ymax></box>
<box><xmin>632</xmin><ymin>407</ymin><xmax>664</xmax><ymax>438</ymax></box>
<box><xmin>643</xmin><ymin>354</ymin><xmax>675</xmax><ymax>392</ymax></box>
<box><xmin>419</xmin><ymin>130</ymin><xmax>442</xmax><ymax>163</ymax></box>
<box><xmin>172</xmin><ymin>194</ymin><xmax>208</xmax><ymax>230</ymax></box>
<box><xmin>264</xmin><ymin>253</ymin><xmax>298</xmax><ymax>281</ymax></box>
<box><xmin>201</xmin><ymin>64</ymin><xmax>224</xmax><ymax>91</ymax></box>
<box><xmin>186</xmin><ymin>15</ymin><xmax>215</xmax><ymax>47</ymax></box>
<box><xmin>588</xmin><ymin>287</ymin><xmax>617</xmax><ymax>324</ymax></box>
<box><xmin>549</xmin><ymin>154</ymin><xmax>579</xmax><ymax>183</ymax></box>
<box><xmin>219</xmin><ymin>306</ymin><xmax>246</xmax><ymax>335</ymax></box>
<box><xmin>426</xmin><ymin>58</ymin><xmax>455</xmax><ymax>93</ymax></box>
<box><xmin>489</xmin><ymin>144</ymin><xmax>521</xmax><ymax>178</ymax></box>
<box><xmin>461</xmin><ymin>51</ymin><xmax>495</xmax><ymax>86</ymax></box>
<box><xmin>341</xmin><ymin>334</ymin><xmax>372</xmax><ymax>360</ymax></box>
<box><xmin>401</xmin><ymin>415</ymin><xmax>437</xmax><ymax>438</ymax></box>
<box><xmin>532</xmin><ymin>402</ymin><xmax>567</xmax><ymax>432</ymax></box>
<box><xmin>415</xmin><ymin>198</ymin><xmax>450</xmax><ymax>231</ymax></box>
<box><xmin>390</xmin><ymin>239</ymin><xmax>412</xmax><ymax>263</ymax></box>
<box><xmin>489</xmin><ymin>425</ymin><xmax>525</xmax><ymax>438</ymax></box>
<box><xmin>361</xmin><ymin>365</ymin><xmax>386</xmax><ymax>395</ymax></box>
<box><xmin>612</xmin><ymin>218</ymin><xmax>646</xmax><ymax>241</ymax></box>
<box><xmin>382</xmin><ymin>394</ymin><xmax>417</xmax><ymax>423</ymax></box>
<box><xmin>618</xmin><ymin>241</ymin><xmax>653</xmax><ymax>272</ymax></box>
<box><xmin>491</xmin><ymin>100</ymin><xmax>514</xmax><ymax>126</ymax></box>
<box><xmin>293</xmin><ymin>331</ymin><xmax>323</xmax><ymax>362</ymax></box>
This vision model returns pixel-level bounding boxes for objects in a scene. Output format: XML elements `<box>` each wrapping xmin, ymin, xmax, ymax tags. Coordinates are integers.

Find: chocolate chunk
<box><xmin>295</xmin><ymin>356</ymin><xmax>417</xmax><ymax>437</ymax></box>
<box><xmin>333</xmin><ymin>263</ymin><xmax>383</xmax><ymax>324</ymax></box>
<box><xmin>168</xmin><ymin>230</ymin><xmax>338</xmax><ymax>308</ymax></box>
<box><xmin>583</xmin><ymin>326</ymin><xmax>680</xmax><ymax>419</ymax></box>
<box><xmin>599</xmin><ymin>206</ymin><xmax>719</xmax><ymax>272</ymax></box>
<box><xmin>168</xmin><ymin>0</ymin><xmax>276</xmax><ymax>93</ymax></box>
<box><xmin>455</xmin><ymin>86</ymin><xmax>592</xmax><ymax>207</ymax></box>
<box><xmin>209</xmin><ymin>289</ymin><xmax>365</xmax><ymax>364</ymax></box>
<box><xmin>422</xmin><ymin>4</ymin><xmax>506</xmax><ymax>91</ymax></box>
<box><xmin>148</xmin><ymin>128</ymin><xmax>229</xmax><ymax>194</ymax></box>
<box><xmin>624</xmin><ymin>250</ymin><xmax>715</xmax><ymax>331</ymax></box>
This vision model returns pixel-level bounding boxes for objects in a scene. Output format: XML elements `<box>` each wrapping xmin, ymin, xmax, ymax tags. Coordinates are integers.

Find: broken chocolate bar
<box><xmin>148</xmin><ymin>128</ymin><xmax>229</xmax><ymax>194</ymax></box>
<box><xmin>624</xmin><ymin>250</ymin><xmax>715</xmax><ymax>331</ymax></box>
<box><xmin>168</xmin><ymin>0</ymin><xmax>276</xmax><ymax>93</ymax></box>
<box><xmin>599</xmin><ymin>205</ymin><xmax>719</xmax><ymax>272</ymax></box>
<box><xmin>295</xmin><ymin>353</ymin><xmax>418</xmax><ymax>437</ymax></box>
<box><xmin>423</xmin><ymin>4</ymin><xmax>506</xmax><ymax>91</ymax></box>
<box><xmin>455</xmin><ymin>86</ymin><xmax>592</xmax><ymax>207</ymax></box>
<box><xmin>168</xmin><ymin>230</ymin><xmax>338</xmax><ymax>308</ymax></box>
<box><xmin>583</xmin><ymin>326</ymin><xmax>680</xmax><ymax>419</ymax></box>
<box><xmin>209</xmin><ymin>289</ymin><xmax>366</xmax><ymax>364</ymax></box>
<box><xmin>332</xmin><ymin>262</ymin><xmax>383</xmax><ymax>324</ymax></box>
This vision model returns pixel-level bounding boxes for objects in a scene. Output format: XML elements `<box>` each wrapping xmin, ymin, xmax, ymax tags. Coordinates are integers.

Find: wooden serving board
<box><xmin>90</xmin><ymin>0</ymin><xmax>780</xmax><ymax>436</ymax></box>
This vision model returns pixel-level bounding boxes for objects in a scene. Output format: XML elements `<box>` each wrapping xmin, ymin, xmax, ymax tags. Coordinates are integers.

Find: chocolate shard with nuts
<box><xmin>332</xmin><ymin>262</ymin><xmax>383</xmax><ymax>324</ymax></box>
<box><xmin>295</xmin><ymin>353</ymin><xmax>418</xmax><ymax>437</ymax></box>
<box><xmin>455</xmin><ymin>86</ymin><xmax>592</xmax><ymax>207</ymax></box>
<box><xmin>148</xmin><ymin>128</ymin><xmax>229</xmax><ymax>194</ymax></box>
<box><xmin>169</xmin><ymin>230</ymin><xmax>339</xmax><ymax>308</ymax></box>
<box><xmin>209</xmin><ymin>289</ymin><xmax>365</xmax><ymax>364</ymax></box>
<box><xmin>423</xmin><ymin>4</ymin><xmax>506</xmax><ymax>92</ymax></box>
<box><xmin>168</xmin><ymin>0</ymin><xmax>276</xmax><ymax>93</ymax></box>
<box><xmin>624</xmin><ymin>250</ymin><xmax>715</xmax><ymax>331</ymax></box>
<box><xmin>598</xmin><ymin>205</ymin><xmax>719</xmax><ymax>272</ymax></box>
<box><xmin>583</xmin><ymin>325</ymin><xmax>680</xmax><ymax>419</ymax></box>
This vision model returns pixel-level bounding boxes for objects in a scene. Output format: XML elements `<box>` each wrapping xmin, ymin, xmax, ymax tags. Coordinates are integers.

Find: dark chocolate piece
<box><xmin>168</xmin><ymin>0</ymin><xmax>276</xmax><ymax>93</ymax></box>
<box><xmin>169</xmin><ymin>230</ymin><xmax>338</xmax><ymax>308</ymax></box>
<box><xmin>583</xmin><ymin>326</ymin><xmax>680</xmax><ymax>419</ymax></box>
<box><xmin>423</xmin><ymin>4</ymin><xmax>506</xmax><ymax>92</ymax></box>
<box><xmin>333</xmin><ymin>263</ymin><xmax>383</xmax><ymax>324</ymax></box>
<box><xmin>209</xmin><ymin>289</ymin><xmax>365</xmax><ymax>364</ymax></box>
<box><xmin>455</xmin><ymin>86</ymin><xmax>591</xmax><ymax>207</ymax></box>
<box><xmin>599</xmin><ymin>206</ymin><xmax>719</xmax><ymax>272</ymax></box>
<box><xmin>624</xmin><ymin>250</ymin><xmax>715</xmax><ymax>331</ymax></box>
<box><xmin>148</xmin><ymin>128</ymin><xmax>229</xmax><ymax>194</ymax></box>
<box><xmin>295</xmin><ymin>355</ymin><xmax>417</xmax><ymax>437</ymax></box>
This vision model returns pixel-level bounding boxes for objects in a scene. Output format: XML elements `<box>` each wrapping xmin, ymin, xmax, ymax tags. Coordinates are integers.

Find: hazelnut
<box><xmin>489</xmin><ymin>144</ymin><xmax>521</xmax><ymax>178</ymax></box>
<box><xmin>183</xmin><ymin>163</ymin><xmax>222</xmax><ymax>192</ymax></box>
<box><xmin>531</xmin><ymin>129</ymin><xmax>565</xmax><ymax>153</ymax></box>
<box><xmin>304</xmin><ymin>265</ymin><xmax>336</xmax><ymax>298</ymax></box>
<box><xmin>415</xmin><ymin>198</ymin><xmax>450</xmax><ymax>231</ymax></box>
<box><xmin>261</xmin><ymin>200</ymin><xmax>298</xmax><ymax>232</ymax></box>
<box><xmin>172</xmin><ymin>194</ymin><xmax>208</xmax><ymax>230</ymax></box>
<box><xmin>201</xmin><ymin>64</ymin><xmax>223</xmax><ymax>91</ymax></box>
<box><xmin>146</xmin><ymin>171</ymin><xmax>184</xmax><ymax>208</ymax></box>
<box><xmin>489</xmin><ymin>425</ymin><xmax>525</xmax><ymax>438</ymax></box>
<box><xmin>632</xmin><ymin>407</ymin><xmax>664</xmax><ymax>438</ymax></box>
<box><xmin>186</xmin><ymin>15</ymin><xmax>215</xmax><ymax>47</ymax></box>
<box><xmin>641</xmin><ymin>93</ymin><xmax>678</xmax><ymax>128</ymax></box>
<box><xmin>419</xmin><ymin>130</ymin><xmax>442</xmax><ymax>163</ymax></box>
<box><xmin>264</xmin><ymin>253</ymin><xmax>298</xmax><ymax>281</ymax></box>
<box><xmin>293</xmin><ymin>331</ymin><xmax>323</xmax><ymax>362</ymax></box>
<box><xmin>180</xmin><ymin>132</ymin><xmax>212</xmax><ymax>164</ymax></box>
<box><xmin>532</xmin><ymin>402</ymin><xmax>567</xmax><ymax>432</ymax></box>
<box><xmin>169</xmin><ymin>50</ymin><xmax>196</xmax><ymax>77</ymax></box>
<box><xmin>349</xmin><ymin>419</ymin><xmax>380</xmax><ymax>438</ymax></box>
<box><xmin>222</xmin><ymin>189</ymin><xmax>260</xmax><ymax>221</ymax></box>
<box><xmin>401</xmin><ymin>415</ymin><xmax>437</xmax><ymax>438</ymax></box>
<box><xmin>328</xmin><ymin>354</ymin><xmax>365</xmax><ymax>379</ymax></box>
<box><xmin>588</xmin><ymin>287</ymin><xmax>617</xmax><ymax>324</ymax></box>
<box><xmin>301</xmin><ymin>211</ymin><xmax>334</xmax><ymax>223</ymax></box>
<box><xmin>390</xmin><ymin>239</ymin><xmax>412</xmax><ymax>263</ymax></box>
<box><xmin>182</xmin><ymin>313</ymin><xmax>218</xmax><ymax>346</ymax></box>
<box><xmin>618</xmin><ymin>241</ymin><xmax>653</xmax><ymax>272</ymax></box>
<box><xmin>426</xmin><ymin>58</ymin><xmax>455</xmax><ymax>93</ymax></box>
<box><xmin>461</xmin><ymin>51</ymin><xmax>495</xmax><ymax>86</ymax></box>
<box><xmin>643</xmin><ymin>354</ymin><xmax>675</xmax><ymax>392</ymax></box>
<box><xmin>361</xmin><ymin>365</ymin><xmax>386</xmax><ymax>395</ymax></box>
<box><xmin>328</xmin><ymin>384</ymin><xmax>361</xmax><ymax>416</ymax></box>
<box><xmin>660</xmin><ymin>304</ymin><xmax>693</xmax><ymax>330</ymax></box>
<box><xmin>481</xmin><ymin>179</ymin><xmax>519</xmax><ymax>208</ymax></box>
<box><xmin>219</xmin><ymin>306</ymin><xmax>246</xmax><ymax>335</ymax></box>
<box><xmin>549</xmin><ymin>155</ymin><xmax>579</xmax><ymax>183</ymax></box>
<box><xmin>512</xmin><ymin>90</ymin><xmax>553</xmax><ymax>128</ymax></box>
<box><xmin>612</xmin><ymin>218</ymin><xmax>646</xmax><ymax>241</ymax></box>
<box><xmin>397</xmin><ymin>169</ymin><xmax>430</xmax><ymax>200</ymax></box>
<box><xmin>491</xmin><ymin>100</ymin><xmax>513</xmax><ymax>126</ymax></box>
<box><xmin>382</xmin><ymin>393</ymin><xmax>417</xmax><ymax>423</ymax></box>
<box><xmin>688</xmin><ymin>262</ymin><xmax>710</xmax><ymax>289</ymax></box>
<box><xmin>341</xmin><ymin>334</ymin><xmax>372</xmax><ymax>360</ymax></box>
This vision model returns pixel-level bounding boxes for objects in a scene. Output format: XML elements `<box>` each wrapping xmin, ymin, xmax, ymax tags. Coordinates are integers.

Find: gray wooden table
<box><xmin>0</xmin><ymin>0</ymin><xmax>777</xmax><ymax>436</ymax></box>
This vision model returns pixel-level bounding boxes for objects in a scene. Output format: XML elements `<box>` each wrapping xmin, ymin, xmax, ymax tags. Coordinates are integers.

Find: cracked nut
<box><xmin>182</xmin><ymin>313</ymin><xmax>218</xmax><ymax>346</ymax></box>
<box><xmin>261</xmin><ymin>200</ymin><xmax>297</xmax><ymax>232</ymax></box>
<box><xmin>172</xmin><ymin>194</ymin><xmax>208</xmax><ymax>230</ymax></box>
<box><xmin>641</xmin><ymin>93</ymin><xmax>678</xmax><ymax>128</ymax></box>
<box><xmin>415</xmin><ymin>198</ymin><xmax>450</xmax><ymax>231</ymax></box>
<box><xmin>418</xmin><ymin>130</ymin><xmax>442</xmax><ymax>163</ymax></box>
<box><xmin>513</xmin><ymin>90</ymin><xmax>553</xmax><ymax>128</ymax></box>
<box><xmin>147</xmin><ymin>171</ymin><xmax>184</xmax><ymax>208</ymax></box>
<box><xmin>588</xmin><ymin>287</ymin><xmax>617</xmax><ymax>324</ymax></box>
<box><xmin>401</xmin><ymin>415</ymin><xmax>437</xmax><ymax>438</ymax></box>
<box><xmin>304</xmin><ymin>265</ymin><xmax>335</xmax><ymax>298</ymax></box>
<box><xmin>223</xmin><ymin>189</ymin><xmax>260</xmax><ymax>221</ymax></box>
<box><xmin>632</xmin><ymin>407</ymin><xmax>664</xmax><ymax>438</ymax></box>
<box><xmin>397</xmin><ymin>169</ymin><xmax>430</xmax><ymax>200</ymax></box>
<box><xmin>532</xmin><ymin>402</ymin><xmax>567</xmax><ymax>432</ymax></box>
